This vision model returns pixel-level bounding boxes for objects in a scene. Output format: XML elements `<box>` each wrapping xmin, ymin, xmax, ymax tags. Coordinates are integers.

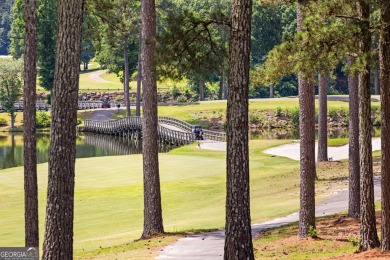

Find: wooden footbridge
<box><xmin>84</xmin><ymin>116</ymin><xmax>226</xmax><ymax>145</ymax></box>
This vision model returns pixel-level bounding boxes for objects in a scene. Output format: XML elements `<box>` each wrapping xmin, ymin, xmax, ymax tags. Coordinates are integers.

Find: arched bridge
<box><xmin>84</xmin><ymin>116</ymin><xmax>226</xmax><ymax>145</ymax></box>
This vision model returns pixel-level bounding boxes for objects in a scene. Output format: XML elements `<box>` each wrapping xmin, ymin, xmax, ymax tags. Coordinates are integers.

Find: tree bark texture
<box><xmin>141</xmin><ymin>0</ymin><xmax>164</xmax><ymax>239</ymax></box>
<box><xmin>297</xmin><ymin>0</ymin><xmax>316</xmax><ymax>238</ymax></box>
<box><xmin>23</xmin><ymin>0</ymin><xmax>39</xmax><ymax>247</ymax></box>
<box><xmin>124</xmin><ymin>47</ymin><xmax>131</xmax><ymax>116</ymax></box>
<box><xmin>136</xmin><ymin>30</ymin><xmax>142</xmax><ymax>117</ymax></box>
<box><xmin>317</xmin><ymin>74</ymin><xmax>328</xmax><ymax>162</ymax></box>
<box><xmin>199</xmin><ymin>79</ymin><xmax>205</xmax><ymax>101</ymax></box>
<box><xmin>269</xmin><ymin>84</ymin><xmax>274</xmax><ymax>98</ymax></box>
<box><xmin>375</xmin><ymin>64</ymin><xmax>380</xmax><ymax>95</ymax></box>
<box><xmin>42</xmin><ymin>0</ymin><xmax>84</xmax><ymax>258</ymax></box>
<box><xmin>224</xmin><ymin>0</ymin><xmax>254</xmax><ymax>259</ymax></box>
<box><xmin>347</xmin><ymin>56</ymin><xmax>360</xmax><ymax>218</ymax></box>
<box><xmin>358</xmin><ymin>0</ymin><xmax>380</xmax><ymax>251</ymax></box>
<box><xmin>380</xmin><ymin>0</ymin><xmax>390</xmax><ymax>251</ymax></box>
<box><xmin>219</xmin><ymin>66</ymin><xmax>224</xmax><ymax>100</ymax></box>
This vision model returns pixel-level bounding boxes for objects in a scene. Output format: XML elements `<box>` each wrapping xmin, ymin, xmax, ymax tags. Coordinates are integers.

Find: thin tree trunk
<box><xmin>297</xmin><ymin>0</ymin><xmax>316</xmax><ymax>239</ymax></box>
<box><xmin>224</xmin><ymin>0</ymin><xmax>254</xmax><ymax>258</ymax></box>
<box><xmin>317</xmin><ymin>74</ymin><xmax>328</xmax><ymax>162</ymax></box>
<box><xmin>348</xmin><ymin>56</ymin><xmax>360</xmax><ymax>218</ymax></box>
<box><xmin>124</xmin><ymin>47</ymin><xmax>131</xmax><ymax>116</ymax></box>
<box><xmin>199</xmin><ymin>79</ymin><xmax>205</xmax><ymax>101</ymax></box>
<box><xmin>219</xmin><ymin>66</ymin><xmax>224</xmax><ymax>100</ymax></box>
<box><xmin>136</xmin><ymin>30</ymin><xmax>142</xmax><ymax>117</ymax></box>
<box><xmin>269</xmin><ymin>84</ymin><xmax>274</xmax><ymax>98</ymax></box>
<box><xmin>374</xmin><ymin>64</ymin><xmax>380</xmax><ymax>95</ymax></box>
<box><xmin>23</xmin><ymin>0</ymin><xmax>38</xmax><ymax>247</ymax></box>
<box><xmin>42</xmin><ymin>0</ymin><xmax>84</xmax><ymax>258</ymax></box>
<box><xmin>357</xmin><ymin>0</ymin><xmax>380</xmax><ymax>251</ymax></box>
<box><xmin>224</xmin><ymin>72</ymin><xmax>228</xmax><ymax>100</ymax></box>
<box><xmin>141</xmin><ymin>0</ymin><xmax>164</xmax><ymax>239</ymax></box>
<box><xmin>380</xmin><ymin>0</ymin><xmax>390</xmax><ymax>251</ymax></box>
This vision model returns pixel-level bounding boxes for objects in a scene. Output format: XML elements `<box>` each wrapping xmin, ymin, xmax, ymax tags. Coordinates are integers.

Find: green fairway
<box><xmin>0</xmin><ymin>139</ymin><xmax>302</xmax><ymax>258</ymax></box>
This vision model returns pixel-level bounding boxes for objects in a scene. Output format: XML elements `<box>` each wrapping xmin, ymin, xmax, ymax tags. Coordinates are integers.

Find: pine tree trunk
<box><xmin>347</xmin><ymin>56</ymin><xmax>360</xmax><ymax>218</ymax></box>
<box><xmin>269</xmin><ymin>84</ymin><xmax>274</xmax><ymax>98</ymax></box>
<box><xmin>23</xmin><ymin>0</ymin><xmax>38</xmax><ymax>247</ymax></box>
<box><xmin>358</xmin><ymin>0</ymin><xmax>380</xmax><ymax>251</ymax></box>
<box><xmin>317</xmin><ymin>74</ymin><xmax>328</xmax><ymax>162</ymax></box>
<box><xmin>124</xmin><ymin>47</ymin><xmax>131</xmax><ymax>116</ymax></box>
<box><xmin>224</xmin><ymin>0</ymin><xmax>254</xmax><ymax>259</ymax></box>
<box><xmin>136</xmin><ymin>31</ymin><xmax>142</xmax><ymax>117</ymax></box>
<box><xmin>219</xmin><ymin>66</ymin><xmax>224</xmax><ymax>100</ymax></box>
<box><xmin>374</xmin><ymin>64</ymin><xmax>380</xmax><ymax>95</ymax></box>
<box><xmin>42</xmin><ymin>0</ymin><xmax>84</xmax><ymax>258</ymax></box>
<box><xmin>141</xmin><ymin>0</ymin><xmax>164</xmax><ymax>239</ymax></box>
<box><xmin>380</xmin><ymin>0</ymin><xmax>390</xmax><ymax>251</ymax></box>
<box><xmin>199</xmin><ymin>79</ymin><xmax>205</xmax><ymax>101</ymax></box>
<box><xmin>297</xmin><ymin>0</ymin><xmax>316</xmax><ymax>239</ymax></box>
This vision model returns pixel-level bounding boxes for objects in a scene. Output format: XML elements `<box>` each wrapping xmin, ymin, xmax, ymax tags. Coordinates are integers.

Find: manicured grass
<box><xmin>0</xmin><ymin>139</ymin><xmax>305</xmax><ymax>258</ymax></box>
<box><xmin>328</xmin><ymin>138</ymin><xmax>349</xmax><ymax>147</ymax></box>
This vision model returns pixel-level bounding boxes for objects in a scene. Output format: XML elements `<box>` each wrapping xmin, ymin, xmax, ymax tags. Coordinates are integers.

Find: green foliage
<box><xmin>249</xmin><ymin>110</ymin><xmax>264</xmax><ymax>124</ymax></box>
<box><xmin>285</xmin><ymin>107</ymin><xmax>300</xmax><ymax>127</ymax></box>
<box><xmin>157</xmin><ymin>0</ymin><xmax>229</xmax><ymax>89</ymax></box>
<box><xmin>0</xmin><ymin>59</ymin><xmax>23</xmax><ymax>128</ymax></box>
<box><xmin>37</xmin><ymin>0</ymin><xmax>58</xmax><ymax>91</ymax></box>
<box><xmin>35</xmin><ymin>111</ymin><xmax>51</xmax><ymax>128</ymax></box>
<box><xmin>89</xmin><ymin>0</ymin><xmax>139</xmax><ymax>81</ymax></box>
<box><xmin>308</xmin><ymin>225</ymin><xmax>318</xmax><ymax>238</ymax></box>
<box><xmin>0</xmin><ymin>0</ymin><xmax>13</xmax><ymax>55</ymax></box>
<box><xmin>347</xmin><ymin>236</ymin><xmax>359</xmax><ymax>248</ymax></box>
<box><xmin>8</xmin><ymin>0</ymin><xmax>25</xmax><ymax>58</ymax></box>
<box><xmin>0</xmin><ymin>118</ymin><xmax>8</xmax><ymax>127</ymax></box>
<box><xmin>252</xmin><ymin>0</ymin><xmax>361</xmax><ymax>86</ymax></box>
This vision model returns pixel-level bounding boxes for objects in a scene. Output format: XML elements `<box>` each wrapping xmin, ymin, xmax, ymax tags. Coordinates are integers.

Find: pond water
<box><xmin>0</xmin><ymin>127</ymin><xmax>381</xmax><ymax>170</ymax></box>
<box><xmin>0</xmin><ymin>133</ymin><xmax>175</xmax><ymax>170</ymax></box>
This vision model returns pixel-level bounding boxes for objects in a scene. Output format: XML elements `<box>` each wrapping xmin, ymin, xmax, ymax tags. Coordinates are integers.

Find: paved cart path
<box><xmin>158</xmin><ymin>139</ymin><xmax>382</xmax><ymax>260</ymax></box>
<box><xmin>88</xmin><ymin>69</ymin><xmax>114</xmax><ymax>83</ymax></box>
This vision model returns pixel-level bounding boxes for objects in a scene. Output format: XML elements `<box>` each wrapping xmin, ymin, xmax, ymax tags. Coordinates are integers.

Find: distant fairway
<box><xmin>0</xmin><ymin>140</ymin><xmax>303</xmax><ymax>258</ymax></box>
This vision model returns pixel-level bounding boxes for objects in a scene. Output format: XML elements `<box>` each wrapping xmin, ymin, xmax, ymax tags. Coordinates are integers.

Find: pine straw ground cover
<box><xmin>253</xmin><ymin>213</ymin><xmax>390</xmax><ymax>260</ymax></box>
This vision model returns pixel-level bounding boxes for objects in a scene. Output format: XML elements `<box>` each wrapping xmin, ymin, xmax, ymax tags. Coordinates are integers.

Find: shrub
<box><xmin>36</xmin><ymin>111</ymin><xmax>51</xmax><ymax>128</ymax></box>
<box><xmin>249</xmin><ymin>110</ymin><xmax>263</xmax><ymax>124</ymax></box>
<box><xmin>276</xmin><ymin>106</ymin><xmax>282</xmax><ymax>117</ymax></box>
<box><xmin>289</xmin><ymin>107</ymin><xmax>299</xmax><ymax>127</ymax></box>
<box><xmin>0</xmin><ymin>118</ymin><xmax>8</xmax><ymax>126</ymax></box>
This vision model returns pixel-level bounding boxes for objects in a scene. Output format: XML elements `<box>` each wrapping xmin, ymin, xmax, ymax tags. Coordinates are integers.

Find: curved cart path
<box><xmin>89</xmin><ymin>108</ymin><xmax>120</xmax><ymax>121</ymax></box>
<box><xmin>157</xmin><ymin>139</ymin><xmax>382</xmax><ymax>260</ymax></box>
<box><xmin>87</xmin><ymin>69</ymin><xmax>114</xmax><ymax>83</ymax></box>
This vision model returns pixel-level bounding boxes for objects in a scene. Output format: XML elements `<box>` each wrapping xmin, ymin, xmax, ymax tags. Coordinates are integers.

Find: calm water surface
<box><xmin>0</xmin><ymin>133</ymin><xmax>175</xmax><ymax>169</ymax></box>
<box><xmin>0</xmin><ymin>127</ymin><xmax>381</xmax><ymax>170</ymax></box>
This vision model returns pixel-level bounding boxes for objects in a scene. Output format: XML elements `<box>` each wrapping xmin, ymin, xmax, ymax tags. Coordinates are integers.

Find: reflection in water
<box><xmin>0</xmin><ymin>127</ymin><xmax>382</xmax><ymax>170</ymax></box>
<box><xmin>0</xmin><ymin>132</ymin><xmax>177</xmax><ymax>170</ymax></box>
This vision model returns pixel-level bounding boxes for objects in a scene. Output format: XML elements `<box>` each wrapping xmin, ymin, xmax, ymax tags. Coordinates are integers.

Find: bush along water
<box><xmin>247</xmin><ymin>105</ymin><xmax>381</xmax><ymax>130</ymax></box>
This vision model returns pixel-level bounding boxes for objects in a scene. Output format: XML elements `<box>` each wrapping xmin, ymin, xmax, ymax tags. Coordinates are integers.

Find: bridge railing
<box><xmin>158</xmin><ymin>116</ymin><xmax>193</xmax><ymax>132</ymax></box>
<box><xmin>202</xmin><ymin>129</ymin><xmax>226</xmax><ymax>142</ymax></box>
<box><xmin>84</xmin><ymin>116</ymin><xmax>226</xmax><ymax>143</ymax></box>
